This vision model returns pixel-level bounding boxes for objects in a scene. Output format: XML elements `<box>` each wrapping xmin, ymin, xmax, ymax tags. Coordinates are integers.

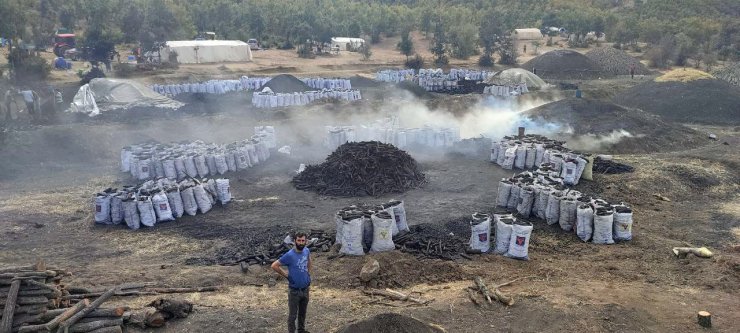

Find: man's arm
<box><xmin>308</xmin><ymin>256</ymin><xmax>313</xmax><ymax>276</ymax></box>
<box><xmin>271</xmin><ymin>260</ymin><xmax>289</xmax><ymax>279</ymax></box>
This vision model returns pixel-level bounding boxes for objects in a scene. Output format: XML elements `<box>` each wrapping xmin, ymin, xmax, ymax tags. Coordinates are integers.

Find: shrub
<box><xmin>7</xmin><ymin>51</ymin><xmax>51</xmax><ymax>81</ymax></box>
<box><xmin>405</xmin><ymin>54</ymin><xmax>424</xmax><ymax>69</ymax></box>
<box><xmin>478</xmin><ymin>54</ymin><xmax>494</xmax><ymax>67</ymax></box>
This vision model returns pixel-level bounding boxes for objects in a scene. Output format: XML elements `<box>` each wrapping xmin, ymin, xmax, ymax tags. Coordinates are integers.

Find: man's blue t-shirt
<box><xmin>278</xmin><ymin>247</ymin><xmax>311</xmax><ymax>289</ymax></box>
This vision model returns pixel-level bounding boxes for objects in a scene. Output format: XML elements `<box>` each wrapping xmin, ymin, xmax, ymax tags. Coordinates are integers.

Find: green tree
<box><xmin>360</xmin><ymin>42</ymin><xmax>372</xmax><ymax>60</ymax></box>
<box><xmin>430</xmin><ymin>22</ymin><xmax>448</xmax><ymax>65</ymax></box>
<box><xmin>397</xmin><ymin>30</ymin><xmax>414</xmax><ymax>61</ymax></box>
<box><xmin>449</xmin><ymin>23</ymin><xmax>478</xmax><ymax>59</ymax></box>
<box><xmin>479</xmin><ymin>9</ymin><xmax>503</xmax><ymax>67</ymax></box>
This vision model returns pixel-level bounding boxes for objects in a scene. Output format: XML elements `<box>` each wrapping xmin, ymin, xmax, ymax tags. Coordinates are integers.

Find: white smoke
<box><xmin>558</xmin><ymin>129</ymin><xmax>644</xmax><ymax>151</ymax></box>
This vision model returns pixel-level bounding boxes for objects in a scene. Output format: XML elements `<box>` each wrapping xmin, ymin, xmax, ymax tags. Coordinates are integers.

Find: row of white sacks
<box><xmin>491</xmin><ymin>139</ymin><xmax>591</xmax><ymax>186</ymax></box>
<box><xmin>375</xmin><ymin>68</ymin><xmax>493</xmax><ymax>83</ymax></box>
<box><xmin>252</xmin><ymin>89</ymin><xmax>361</xmax><ymax>108</ymax></box>
<box><xmin>325</xmin><ymin>125</ymin><xmax>460</xmax><ymax>150</ymax></box>
<box><xmin>495</xmin><ymin>169</ymin><xmax>633</xmax><ymax>244</ymax></box>
<box><xmin>150</xmin><ymin>77</ymin><xmax>353</xmax><ymax>97</ymax></box>
<box><xmin>469</xmin><ymin>212</ymin><xmax>533</xmax><ymax>260</ymax></box>
<box><xmin>335</xmin><ymin>201</ymin><xmax>409</xmax><ymax>255</ymax></box>
<box><xmin>122</xmin><ymin>135</ymin><xmax>274</xmax><ymax>181</ymax></box>
<box><xmin>483</xmin><ymin>83</ymin><xmax>529</xmax><ymax>96</ymax></box>
<box><xmin>93</xmin><ymin>178</ymin><xmax>231</xmax><ymax>230</ymax></box>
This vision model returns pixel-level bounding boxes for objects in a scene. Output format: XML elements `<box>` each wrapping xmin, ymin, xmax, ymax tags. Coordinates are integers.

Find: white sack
<box><xmin>137</xmin><ymin>196</ymin><xmax>157</xmax><ymax>227</ymax></box>
<box><xmin>195</xmin><ymin>155</ymin><xmax>210</xmax><ymax>178</ymax></box>
<box><xmin>123</xmin><ymin>198</ymin><xmax>140</xmax><ymax>230</ymax></box>
<box><xmin>558</xmin><ymin>198</ymin><xmax>578</xmax><ymax>232</ymax></box>
<box><xmin>387</xmin><ymin>201</ymin><xmax>409</xmax><ymax>232</ymax></box>
<box><xmin>166</xmin><ymin>188</ymin><xmax>184</xmax><ymax>218</ymax></box>
<box><xmin>340</xmin><ymin>217</ymin><xmax>365</xmax><ymax>256</ymax></box>
<box><xmin>94</xmin><ymin>193</ymin><xmax>112</xmax><ymax>224</ymax></box>
<box><xmin>469</xmin><ymin>213</ymin><xmax>492</xmax><ymax>253</ymax></box>
<box><xmin>496</xmin><ymin>180</ymin><xmax>512</xmax><ymax>207</ymax></box>
<box><xmin>613</xmin><ymin>205</ymin><xmax>633</xmax><ymax>241</ymax></box>
<box><xmin>193</xmin><ymin>184</ymin><xmax>213</xmax><ymax>214</ymax></box>
<box><xmin>576</xmin><ymin>204</ymin><xmax>594</xmax><ymax>242</ymax></box>
<box><xmin>110</xmin><ymin>194</ymin><xmax>124</xmax><ymax>225</ymax></box>
<box><xmin>370</xmin><ymin>212</ymin><xmax>396</xmax><ymax>252</ymax></box>
<box><xmin>517</xmin><ymin>186</ymin><xmax>535</xmax><ymax>218</ymax></box>
<box><xmin>216</xmin><ymin>178</ymin><xmax>232</xmax><ymax>204</ymax></box>
<box><xmin>494</xmin><ymin>217</ymin><xmax>514</xmax><ymax>255</ymax></box>
<box><xmin>181</xmin><ymin>186</ymin><xmax>198</xmax><ymax>216</ymax></box>
<box><xmin>152</xmin><ymin>191</ymin><xmax>175</xmax><ymax>222</ymax></box>
<box><xmin>592</xmin><ymin>208</ymin><xmax>615</xmax><ymax>244</ymax></box>
<box><xmin>505</xmin><ymin>222</ymin><xmax>533</xmax><ymax>260</ymax></box>
<box><xmin>507</xmin><ymin>183</ymin><xmax>521</xmax><ymax>211</ymax></box>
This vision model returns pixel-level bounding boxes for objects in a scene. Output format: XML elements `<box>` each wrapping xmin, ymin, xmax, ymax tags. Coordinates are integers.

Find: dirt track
<box><xmin>0</xmin><ymin>98</ymin><xmax>738</xmax><ymax>332</ymax></box>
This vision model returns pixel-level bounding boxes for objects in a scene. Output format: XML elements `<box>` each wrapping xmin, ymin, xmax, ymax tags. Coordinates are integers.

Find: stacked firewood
<box><xmin>1</xmin><ymin>261</ymin><xmax>213</xmax><ymax>333</ymax></box>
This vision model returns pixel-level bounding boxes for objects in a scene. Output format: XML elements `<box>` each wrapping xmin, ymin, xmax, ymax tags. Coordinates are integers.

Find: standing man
<box><xmin>19</xmin><ymin>88</ymin><xmax>39</xmax><ymax>121</ymax></box>
<box><xmin>629</xmin><ymin>63</ymin><xmax>636</xmax><ymax>79</ymax></box>
<box><xmin>271</xmin><ymin>232</ymin><xmax>312</xmax><ymax>333</ymax></box>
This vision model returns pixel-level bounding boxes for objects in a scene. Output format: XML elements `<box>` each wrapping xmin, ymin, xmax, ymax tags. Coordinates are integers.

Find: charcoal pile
<box><xmin>185</xmin><ymin>227</ymin><xmax>335</xmax><ymax>266</ymax></box>
<box><xmin>585</xmin><ymin>47</ymin><xmax>650</xmax><ymax>76</ymax></box>
<box><xmin>523</xmin><ymin>49</ymin><xmax>606</xmax><ymax>80</ymax></box>
<box><xmin>292</xmin><ymin>141</ymin><xmax>426</xmax><ymax>197</ymax></box>
<box><xmin>393</xmin><ymin>221</ymin><xmax>469</xmax><ymax>260</ymax></box>
<box><xmin>712</xmin><ymin>62</ymin><xmax>740</xmax><ymax>86</ymax></box>
<box><xmin>337</xmin><ymin>313</ymin><xmax>445</xmax><ymax>333</ymax></box>
<box><xmin>593</xmin><ymin>157</ymin><xmax>634</xmax><ymax>174</ymax></box>
<box><xmin>0</xmin><ymin>261</ymin><xmax>206</xmax><ymax>333</ymax></box>
<box><xmin>259</xmin><ymin>74</ymin><xmax>312</xmax><ymax>93</ymax></box>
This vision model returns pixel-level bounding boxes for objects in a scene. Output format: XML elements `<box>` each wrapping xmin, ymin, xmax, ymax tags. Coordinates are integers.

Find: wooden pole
<box><xmin>0</xmin><ymin>279</ymin><xmax>21</xmax><ymax>333</ymax></box>
<box><xmin>56</xmin><ymin>287</ymin><xmax>118</xmax><ymax>333</ymax></box>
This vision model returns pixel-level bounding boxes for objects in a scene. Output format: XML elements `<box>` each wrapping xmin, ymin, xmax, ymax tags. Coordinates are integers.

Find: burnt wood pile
<box><xmin>292</xmin><ymin>141</ymin><xmax>426</xmax><ymax>197</ymax></box>
<box><xmin>1</xmin><ymin>261</ymin><xmax>208</xmax><ymax>333</ymax></box>
<box><xmin>392</xmin><ymin>219</ymin><xmax>471</xmax><ymax>261</ymax></box>
<box><xmin>593</xmin><ymin>157</ymin><xmax>634</xmax><ymax>174</ymax></box>
<box><xmin>221</xmin><ymin>229</ymin><xmax>335</xmax><ymax>267</ymax></box>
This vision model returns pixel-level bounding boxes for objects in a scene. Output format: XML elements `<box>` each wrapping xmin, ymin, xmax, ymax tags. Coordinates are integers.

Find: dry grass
<box><xmin>655</xmin><ymin>68</ymin><xmax>714</xmax><ymax>82</ymax></box>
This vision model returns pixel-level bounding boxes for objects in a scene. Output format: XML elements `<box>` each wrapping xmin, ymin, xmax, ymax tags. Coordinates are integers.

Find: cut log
<box><xmin>0</xmin><ymin>279</ymin><xmax>21</xmax><ymax>333</ymax></box>
<box><xmin>0</xmin><ymin>296</ymin><xmax>49</xmax><ymax>306</ymax></box>
<box><xmin>672</xmin><ymin>247</ymin><xmax>713</xmax><ymax>259</ymax></box>
<box><xmin>466</xmin><ymin>288</ymin><xmax>483</xmax><ymax>308</ymax></box>
<box><xmin>22</xmin><ymin>281</ymin><xmax>57</xmax><ymax>292</ymax></box>
<box><xmin>65</xmin><ymin>288</ymin><xmax>93</xmax><ymax>295</ymax></box>
<box><xmin>56</xmin><ymin>287</ymin><xmax>118</xmax><ymax>333</ymax></box>
<box><xmin>0</xmin><ymin>261</ymin><xmax>45</xmax><ymax>275</ymax></box>
<box><xmin>493</xmin><ymin>288</ymin><xmax>515</xmax><ymax>306</ymax></box>
<box><xmin>0</xmin><ymin>272</ymin><xmax>56</xmax><ymax>279</ymax></box>
<box><xmin>84</xmin><ymin>326</ymin><xmax>122</xmax><ymax>333</ymax></box>
<box><xmin>61</xmin><ymin>291</ymin><xmax>156</xmax><ymax>300</ymax></box>
<box><xmin>146</xmin><ymin>286</ymin><xmax>221</xmax><ymax>294</ymax></box>
<box><xmin>10</xmin><ymin>313</ymin><xmax>42</xmax><ymax>327</ymax></box>
<box><xmin>697</xmin><ymin>311</ymin><xmax>711</xmax><ymax>328</ymax></box>
<box><xmin>362</xmin><ymin>289</ymin><xmax>432</xmax><ymax>305</ymax></box>
<box><xmin>126</xmin><ymin>308</ymin><xmax>166</xmax><ymax>328</ymax></box>
<box><xmin>149</xmin><ymin>298</ymin><xmax>193</xmax><ymax>318</ymax></box>
<box><xmin>473</xmin><ymin>277</ymin><xmax>493</xmax><ymax>304</ymax></box>
<box><xmin>68</xmin><ymin>318</ymin><xmax>122</xmax><ymax>333</ymax></box>
<box><xmin>37</xmin><ymin>307</ymin><xmax>127</xmax><ymax>323</ymax></box>
<box><xmin>17</xmin><ymin>299</ymin><xmax>88</xmax><ymax>333</ymax></box>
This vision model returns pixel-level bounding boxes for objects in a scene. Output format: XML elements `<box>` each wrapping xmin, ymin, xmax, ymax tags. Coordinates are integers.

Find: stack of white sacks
<box><xmin>324</xmin><ymin>118</ymin><xmax>460</xmax><ymax>150</ymax></box>
<box><xmin>416</xmin><ymin>68</ymin><xmax>493</xmax><ymax>91</ymax></box>
<box><xmin>375</xmin><ymin>69</ymin><xmax>415</xmax><ymax>83</ymax></box>
<box><xmin>334</xmin><ymin>201</ymin><xmax>409</xmax><ymax>256</ymax></box>
<box><xmin>120</xmin><ymin>127</ymin><xmax>276</xmax><ymax>182</ymax></box>
<box><xmin>494</xmin><ymin>168</ymin><xmax>633</xmax><ymax>246</ymax></box>
<box><xmin>300</xmin><ymin>78</ymin><xmax>352</xmax><ymax>90</ymax></box>
<box><xmin>93</xmin><ymin>177</ymin><xmax>232</xmax><ymax>230</ymax></box>
<box><xmin>468</xmin><ymin>212</ymin><xmax>533</xmax><ymax>260</ymax></box>
<box><xmin>490</xmin><ymin>134</ymin><xmax>592</xmax><ymax>186</ymax></box>
<box><xmin>483</xmin><ymin>83</ymin><xmax>529</xmax><ymax>96</ymax></box>
<box><xmin>151</xmin><ymin>79</ymin><xmax>247</xmax><ymax>96</ymax></box>
<box><xmin>252</xmin><ymin>88</ymin><xmax>361</xmax><ymax>108</ymax></box>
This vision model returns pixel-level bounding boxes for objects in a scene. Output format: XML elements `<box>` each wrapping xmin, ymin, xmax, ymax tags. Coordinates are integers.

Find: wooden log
<box><xmin>697</xmin><ymin>311</ymin><xmax>711</xmax><ymax>328</ymax></box>
<box><xmin>126</xmin><ymin>308</ymin><xmax>166</xmax><ymax>329</ymax></box>
<box><xmin>56</xmin><ymin>286</ymin><xmax>119</xmax><ymax>333</ymax></box>
<box><xmin>68</xmin><ymin>318</ymin><xmax>122</xmax><ymax>333</ymax></box>
<box><xmin>146</xmin><ymin>286</ymin><xmax>221</xmax><ymax>294</ymax></box>
<box><xmin>10</xmin><ymin>313</ymin><xmax>42</xmax><ymax>327</ymax></box>
<box><xmin>362</xmin><ymin>289</ymin><xmax>432</xmax><ymax>305</ymax></box>
<box><xmin>466</xmin><ymin>288</ymin><xmax>483</xmax><ymax>308</ymax></box>
<box><xmin>83</xmin><ymin>326</ymin><xmax>121</xmax><ymax>333</ymax></box>
<box><xmin>672</xmin><ymin>247</ymin><xmax>713</xmax><ymax>259</ymax></box>
<box><xmin>493</xmin><ymin>288</ymin><xmax>515</xmax><ymax>306</ymax></box>
<box><xmin>61</xmin><ymin>291</ymin><xmax>156</xmax><ymax>300</ymax></box>
<box><xmin>473</xmin><ymin>277</ymin><xmax>493</xmax><ymax>304</ymax></box>
<box><xmin>37</xmin><ymin>307</ymin><xmax>127</xmax><ymax>323</ymax></box>
<box><xmin>16</xmin><ymin>299</ymin><xmax>88</xmax><ymax>333</ymax></box>
<box><xmin>0</xmin><ymin>261</ymin><xmax>45</xmax><ymax>275</ymax></box>
<box><xmin>0</xmin><ymin>279</ymin><xmax>21</xmax><ymax>333</ymax></box>
<box><xmin>3</xmin><ymin>305</ymin><xmax>46</xmax><ymax>316</ymax></box>
<box><xmin>22</xmin><ymin>281</ymin><xmax>57</xmax><ymax>292</ymax></box>
<box><xmin>0</xmin><ymin>272</ymin><xmax>56</xmax><ymax>280</ymax></box>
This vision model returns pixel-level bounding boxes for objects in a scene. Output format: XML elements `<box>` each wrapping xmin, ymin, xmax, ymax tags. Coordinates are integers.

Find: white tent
<box><xmin>512</xmin><ymin>29</ymin><xmax>543</xmax><ymax>40</ymax></box>
<box><xmin>68</xmin><ymin>78</ymin><xmax>183</xmax><ymax>116</ymax></box>
<box><xmin>161</xmin><ymin>40</ymin><xmax>253</xmax><ymax>64</ymax></box>
<box><xmin>330</xmin><ymin>37</ymin><xmax>365</xmax><ymax>51</ymax></box>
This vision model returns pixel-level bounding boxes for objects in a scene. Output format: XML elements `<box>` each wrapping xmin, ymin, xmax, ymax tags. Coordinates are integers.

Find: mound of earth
<box><xmin>712</xmin><ymin>62</ymin><xmax>740</xmax><ymax>86</ymax></box>
<box><xmin>396</xmin><ymin>80</ymin><xmax>433</xmax><ymax>99</ymax></box>
<box><xmin>522</xmin><ymin>49</ymin><xmax>606</xmax><ymax>80</ymax></box>
<box><xmin>350</xmin><ymin>75</ymin><xmax>384</xmax><ymax>88</ymax></box>
<box><xmin>585</xmin><ymin>47</ymin><xmax>650</xmax><ymax>76</ymax></box>
<box><xmin>654</xmin><ymin>68</ymin><xmax>714</xmax><ymax>82</ymax></box>
<box><xmin>259</xmin><ymin>74</ymin><xmax>312</xmax><ymax>93</ymax></box>
<box><xmin>613</xmin><ymin>78</ymin><xmax>740</xmax><ymax>125</ymax></box>
<box><xmin>485</xmin><ymin>68</ymin><xmax>547</xmax><ymax>90</ymax></box>
<box><xmin>521</xmin><ymin>98</ymin><xmax>705</xmax><ymax>153</ymax></box>
<box><xmin>292</xmin><ymin>141</ymin><xmax>426</xmax><ymax>197</ymax></box>
<box><xmin>336</xmin><ymin>313</ymin><xmax>445</xmax><ymax>333</ymax></box>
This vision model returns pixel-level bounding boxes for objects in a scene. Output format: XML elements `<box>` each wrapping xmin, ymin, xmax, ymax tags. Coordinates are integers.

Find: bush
<box><xmin>297</xmin><ymin>43</ymin><xmax>314</xmax><ymax>59</ymax></box>
<box><xmin>405</xmin><ymin>54</ymin><xmax>424</xmax><ymax>69</ymax></box>
<box><xmin>279</xmin><ymin>40</ymin><xmax>294</xmax><ymax>50</ymax></box>
<box><xmin>433</xmin><ymin>54</ymin><xmax>449</xmax><ymax>66</ymax></box>
<box><xmin>7</xmin><ymin>51</ymin><xmax>51</xmax><ymax>81</ymax></box>
<box><xmin>478</xmin><ymin>54</ymin><xmax>494</xmax><ymax>67</ymax></box>
<box><xmin>360</xmin><ymin>43</ymin><xmax>372</xmax><ymax>60</ymax></box>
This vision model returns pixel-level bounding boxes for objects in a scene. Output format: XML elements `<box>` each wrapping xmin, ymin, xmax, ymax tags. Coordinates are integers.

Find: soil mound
<box><xmin>521</xmin><ymin>98</ymin><xmax>704</xmax><ymax>153</ymax></box>
<box><xmin>655</xmin><ymin>68</ymin><xmax>713</xmax><ymax>82</ymax></box>
<box><xmin>612</xmin><ymin>78</ymin><xmax>740</xmax><ymax>125</ymax></box>
<box><xmin>292</xmin><ymin>141</ymin><xmax>426</xmax><ymax>196</ymax></box>
<box><xmin>337</xmin><ymin>313</ymin><xmax>445</xmax><ymax>333</ymax></box>
<box><xmin>585</xmin><ymin>47</ymin><xmax>650</xmax><ymax>76</ymax></box>
<box><xmin>259</xmin><ymin>74</ymin><xmax>312</xmax><ymax>93</ymax></box>
<box><xmin>712</xmin><ymin>62</ymin><xmax>740</xmax><ymax>86</ymax></box>
<box><xmin>397</xmin><ymin>80</ymin><xmax>433</xmax><ymax>99</ymax></box>
<box><xmin>522</xmin><ymin>49</ymin><xmax>606</xmax><ymax>80</ymax></box>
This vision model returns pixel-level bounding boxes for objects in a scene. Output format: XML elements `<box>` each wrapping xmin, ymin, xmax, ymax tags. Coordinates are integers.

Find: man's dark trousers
<box><xmin>288</xmin><ymin>287</ymin><xmax>309</xmax><ymax>333</ymax></box>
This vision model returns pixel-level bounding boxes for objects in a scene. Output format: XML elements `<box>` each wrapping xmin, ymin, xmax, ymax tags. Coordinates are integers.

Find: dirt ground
<box><xmin>1</xmin><ymin>36</ymin><xmax>739</xmax><ymax>333</ymax></box>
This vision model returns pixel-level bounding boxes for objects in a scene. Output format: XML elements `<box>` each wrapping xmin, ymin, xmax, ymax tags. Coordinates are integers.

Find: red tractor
<box><xmin>53</xmin><ymin>30</ymin><xmax>76</xmax><ymax>57</ymax></box>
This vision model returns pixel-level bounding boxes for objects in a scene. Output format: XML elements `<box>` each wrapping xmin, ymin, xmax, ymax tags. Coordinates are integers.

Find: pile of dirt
<box><xmin>654</xmin><ymin>68</ymin><xmax>714</xmax><ymax>82</ymax></box>
<box><xmin>585</xmin><ymin>47</ymin><xmax>650</xmax><ymax>76</ymax></box>
<box><xmin>336</xmin><ymin>313</ymin><xmax>445</xmax><ymax>333</ymax></box>
<box><xmin>259</xmin><ymin>74</ymin><xmax>312</xmax><ymax>93</ymax></box>
<box><xmin>521</xmin><ymin>98</ymin><xmax>705</xmax><ymax>153</ymax></box>
<box><xmin>522</xmin><ymin>49</ymin><xmax>606</xmax><ymax>80</ymax></box>
<box><xmin>292</xmin><ymin>141</ymin><xmax>426</xmax><ymax>197</ymax></box>
<box><xmin>712</xmin><ymin>62</ymin><xmax>740</xmax><ymax>86</ymax></box>
<box><xmin>612</xmin><ymin>78</ymin><xmax>740</xmax><ymax>125</ymax></box>
<box><xmin>396</xmin><ymin>80</ymin><xmax>433</xmax><ymax>99</ymax></box>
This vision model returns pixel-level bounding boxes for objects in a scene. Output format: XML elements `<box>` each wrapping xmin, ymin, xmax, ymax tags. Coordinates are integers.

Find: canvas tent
<box><xmin>161</xmin><ymin>40</ymin><xmax>253</xmax><ymax>64</ymax></box>
<box><xmin>68</xmin><ymin>78</ymin><xmax>183</xmax><ymax>116</ymax></box>
<box><xmin>512</xmin><ymin>29</ymin><xmax>543</xmax><ymax>40</ymax></box>
<box><xmin>485</xmin><ymin>68</ymin><xmax>548</xmax><ymax>90</ymax></box>
<box><xmin>330</xmin><ymin>37</ymin><xmax>365</xmax><ymax>51</ymax></box>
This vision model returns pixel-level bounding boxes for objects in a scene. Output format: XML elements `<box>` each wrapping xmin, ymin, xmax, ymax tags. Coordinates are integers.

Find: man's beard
<box><xmin>295</xmin><ymin>243</ymin><xmax>305</xmax><ymax>251</ymax></box>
